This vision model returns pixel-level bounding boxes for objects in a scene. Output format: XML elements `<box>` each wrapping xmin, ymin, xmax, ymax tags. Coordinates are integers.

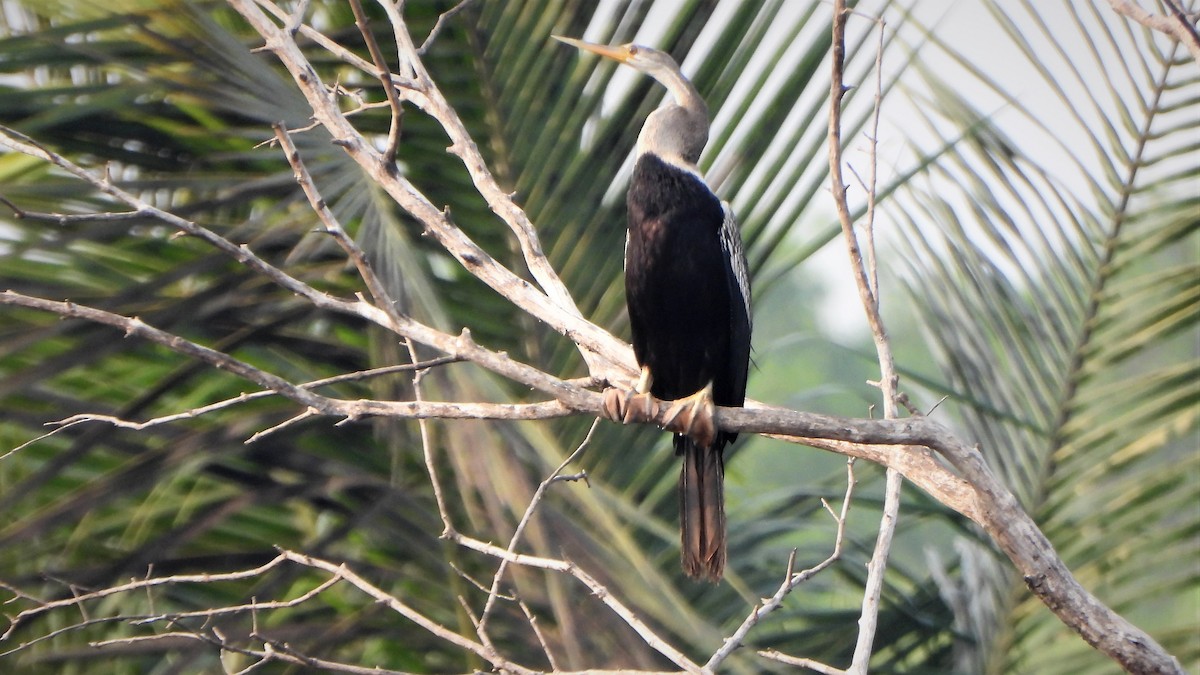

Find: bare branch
<box><xmin>346</xmin><ymin>0</ymin><xmax>403</xmax><ymax>162</ymax></box>
<box><xmin>37</xmin><ymin>359</ymin><xmax>462</xmax><ymax>442</ymax></box>
<box><xmin>405</xmin><ymin>336</ymin><xmax>455</xmax><ymax>536</ymax></box>
<box><xmin>827</xmin><ymin>5</ymin><xmax>901</xmax><ymax>670</ymax></box>
<box><xmin>448</xmin><ymin>534</ymin><xmax>701</xmax><ymax>673</ymax></box>
<box><xmin>1107</xmin><ymin>0</ymin><xmax>1200</xmax><ymax>65</ymax></box>
<box><xmin>90</xmin><ymin>630</ymin><xmax>423</xmax><ymax>675</ymax></box>
<box><xmin>0</xmin><ymin>196</ymin><xmax>141</xmax><ymax>223</ymax></box>
<box><xmin>418</xmin><ymin>0</ymin><xmax>477</xmax><ymax>55</ymax></box>
<box><xmin>273</xmin><ymin>122</ymin><xmax>408</xmax><ymax>330</ymax></box>
<box><xmin>230</xmin><ymin>0</ymin><xmax>628</xmax><ymax>380</ymax></box>
<box><xmin>758</xmin><ymin>648</ymin><xmax>846</xmax><ymax>675</ymax></box>
<box><xmin>519</xmin><ymin>600</ymin><xmax>561</xmax><ymax>671</ymax></box>
<box><xmin>277</xmin><ymin>550</ymin><xmax>524</xmax><ymax>673</ymax></box>
<box><xmin>707</xmin><ymin>460</ymin><xmax>857</xmax><ymax>672</ymax></box>
<box><xmin>0</xmin><ymin>289</ymin><xmax>592</xmax><ymax>420</ymax></box>
<box><xmin>0</xmin><ymin>419</ymin><xmax>89</xmax><ymax>462</ymax></box>
<box><xmin>478</xmin><ymin>418</ymin><xmax>601</xmax><ymax>631</ymax></box>
<box><xmin>2</xmin><ymin>555</ymin><xmax>290</xmax><ymax>643</ymax></box>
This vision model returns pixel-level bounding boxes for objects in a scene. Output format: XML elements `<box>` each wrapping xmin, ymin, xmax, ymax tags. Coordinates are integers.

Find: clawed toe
<box><xmin>624</xmin><ymin>391</ymin><xmax>658</xmax><ymax>423</ymax></box>
<box><xmin>601</xmin><ymin>387</ymin><xmax>660</xmax><ymax>424</ymax></box>
<box><xmin>661</xmin><ymin>384</ymin><xmax>716</xmax><ymax>446</ymax></box>
<box><xmin>601</xmin><ymin>366</ymin><xmax>660</xmax><ymax>425</ymax></box>
<box><xmin>601</xmin><ymin>387</ymin><xmax>627</xmax><ymax>422</ymax></box>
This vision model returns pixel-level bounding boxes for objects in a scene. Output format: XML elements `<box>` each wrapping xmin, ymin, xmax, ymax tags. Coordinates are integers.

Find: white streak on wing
<box><xmin>719</xmin><ymin>201</ymin><xmax>751</xmax><ymax>321</ymax></box>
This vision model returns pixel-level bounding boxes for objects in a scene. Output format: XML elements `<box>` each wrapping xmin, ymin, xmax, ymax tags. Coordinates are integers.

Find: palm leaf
<box><xmin>893</xmin><ymin>1</ymin><xmax>1199</xmax><ymax>672</ymax></box>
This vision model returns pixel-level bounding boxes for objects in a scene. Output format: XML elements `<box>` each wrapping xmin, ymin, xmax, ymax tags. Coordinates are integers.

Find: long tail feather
<box><xmin>677</xmin><ymin>435</ymin><xmax>725</xmax><ymax>581</ymax></box>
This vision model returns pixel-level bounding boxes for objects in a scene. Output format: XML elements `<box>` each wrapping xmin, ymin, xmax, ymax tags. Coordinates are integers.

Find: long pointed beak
<box><xmin>551</xmin><ymin>35</ymin><xmax>633</xmax><ymax>63</ymax></box>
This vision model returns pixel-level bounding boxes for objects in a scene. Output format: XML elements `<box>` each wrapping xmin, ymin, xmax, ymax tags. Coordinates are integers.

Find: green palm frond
<box><xmin>893</xmin><ymin>1</ymin><xmax>1199</xmax><ymax>672</ymax></box>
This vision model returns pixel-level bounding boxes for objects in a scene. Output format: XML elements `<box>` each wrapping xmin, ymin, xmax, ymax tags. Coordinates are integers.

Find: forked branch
<box><xmin>0</xmin><ymin>0</ymin><xmax>1184</xmax><ymax>672</ymax></box>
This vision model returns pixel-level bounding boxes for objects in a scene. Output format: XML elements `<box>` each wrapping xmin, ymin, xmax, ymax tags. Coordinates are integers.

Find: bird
<box><xmin>554</xmin><ymin>36</ymin><xmax>752</xmax><ymax>581</ymax></box>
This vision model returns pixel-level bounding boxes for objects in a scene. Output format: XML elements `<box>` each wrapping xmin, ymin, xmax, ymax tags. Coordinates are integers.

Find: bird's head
<box><xmin>553</xmin><ymin>35</ymin><xmax>708</xmax><ymax>165</ymax></box>
<box><xmin>551</xmin><ymin>36</ymin><xmax>680</xmax><ymax>81</ymax></box>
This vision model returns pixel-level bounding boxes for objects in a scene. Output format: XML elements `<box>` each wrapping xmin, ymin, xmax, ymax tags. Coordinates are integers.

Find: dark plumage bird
<box><xmin>554</xmin><ymin>37</ymin><xmax>752</xmax><ymax>581</ymax></box>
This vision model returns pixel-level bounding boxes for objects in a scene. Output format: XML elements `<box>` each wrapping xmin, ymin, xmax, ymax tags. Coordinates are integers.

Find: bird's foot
<box><xmin>661</xmin><ymin>382</ymin><xmax>716</xmax><ymax>447</ymax></box>
<box><xmin>601</xmin><ymin>387</ymin><xmax>659</xmax><ymax>424</ymax></box>
<box><xmin>600</xmin><ymin>365</ymin><xmax>658</xmax><ymax>424</ymax></box>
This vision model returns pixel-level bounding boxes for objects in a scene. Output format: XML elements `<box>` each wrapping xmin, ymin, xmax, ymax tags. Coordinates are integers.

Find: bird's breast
<box><xmin>624</xmin><ymin>153</ymin><xmax>732</xmax><ymax>400</ymax></box>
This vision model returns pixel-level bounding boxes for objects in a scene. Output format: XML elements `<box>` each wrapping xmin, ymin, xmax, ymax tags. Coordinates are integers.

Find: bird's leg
<box><xmin>601</xmin><ymin>365</ymin><xmax>659</xmax><ymax>424</ymax></box>
<box><xmin>661</xmin><ymin>382</ymin><xmax>716</xmax><ymax>447</ymax></box>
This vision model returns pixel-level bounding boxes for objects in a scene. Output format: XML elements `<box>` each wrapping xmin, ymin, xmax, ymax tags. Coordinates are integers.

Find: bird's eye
<box><xmin>628</xmin><ymin>45</ymin><xmax>639</xmax><ymax>55</ymax></box>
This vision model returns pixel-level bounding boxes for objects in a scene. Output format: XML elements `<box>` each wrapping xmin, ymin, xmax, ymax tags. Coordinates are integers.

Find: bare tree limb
<box><xmin>2</xmin><ymin>556</ymin><xmax>291</xmax><ymax>643</ymax></box>
<box><xmin>276</xmin><ymin>550</ymin><xmax>529</xmax><ymax>673</ymax></box>
<box><xmin>346</xmin><ymin>0</ymin><xmax>403</xmax><ymax>162</ymax></box>
<box><xmin>38</xmin><ymin>362</ymin><xmax>460</xmax><ymax>442</ymax></box>
<box><xmin>418</xmin><ymin>0</ymin><xmax>477</xmax><ymax>55</ymax></box>
<box><xmin>519</xmin><ymin>599</ymin><xmax>562</xmax><ymax>671</ymax></box>
<box><xmin>232</xmin><ymin>0</ymin><xmax>625</xmax><ymax>379</ymax></box>
<box><xmin>447</xmin><ymin>536</ymin><xmax>701</xmax><ymax>673</ymax></box>
<box><xmin>827</xmin><ymin>4</ymin><xmax>901</xmax><ymax>671</ymax></box>
<box><xmin>0</xmin><ymin>284</ymin><xmax>1182</xmax><ymax>672</ymax></box>
<box><xmin>0</xmin><ymin>290</ymin><xmax>580</xmax><ymax>422</ymax></box>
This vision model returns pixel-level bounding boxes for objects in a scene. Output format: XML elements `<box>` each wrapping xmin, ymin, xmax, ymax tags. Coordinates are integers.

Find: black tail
<box><xmin>677</xmin><ymin>435</ymin><xmax>725</xmax><ymax>581</ymax></box>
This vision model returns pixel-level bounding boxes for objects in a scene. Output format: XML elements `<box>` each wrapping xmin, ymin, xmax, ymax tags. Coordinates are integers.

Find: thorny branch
<box><xmin>345</xmin><ymin>0</ymin><xmax>403</xmax><ymax>162</ymax></box>
<box><xmin>418</xmin><ymin>0</ymin><xmax>477</xmax><ymax>55</ymax></box>
<box><xmin>825</xmin><ymin>5</ymin><xmax>901</xmax><ymax>674</ymax></box>
<box><xmin>0</xmin><ymin>1</ymin><xmax>1184</xmax><ymax>674</ymax></box>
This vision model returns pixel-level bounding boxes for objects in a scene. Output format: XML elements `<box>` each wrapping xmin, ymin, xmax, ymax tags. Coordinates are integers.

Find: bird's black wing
<box><xmin>717</xmin><ymin>201</ymin><xmax>752</xmax><ymax>443</ymax></box>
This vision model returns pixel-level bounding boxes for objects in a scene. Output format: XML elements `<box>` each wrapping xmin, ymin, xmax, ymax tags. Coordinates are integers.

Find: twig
<box><xmin>90</xmin><ymin>630</ymin><xmax>421</xmax><ymax>675</ymax></box>
<box><xmin>231</xmin><ymin>0</ymin><xmax>626</xmax><ymax>381</ymax></box>
<box><xmin>477</xmin><ymin>418</ymin><xmax>601</xmax><ymax>631</ymax></box>
<box><xmin>0</xmin><ymin>419</ymin><xmax>89</xmax><ymax>462</ymax></box>
<box><xmin>519</xmin><ymin>599</ymin><xmax>561</xmax><ymax>671</ymax></box>
<box><xmin>448</xmin><ymin>534</ymin><xmax>700</xmax><ymax>673</ymax></box>
<box><xmin>405</xmin><ymin>337</ymin><xmax>454</xmax><ymax>536</ymax></box>
<box><xmin>347</xmin><ymin>0</ymin><xmax>403</xmax><ymax>162</ymax></box>
<box><xmin>0</xmin><ymin>198</ymin><xmax>142</xmax><ymax>223</ymax></box>
<box><xmin>1107</xmin><ymin>0</ymin><xmax>1200</xmax><ymax>65</ymax></box>
<box><xmin>2</xmin><ymin>556</ymin><xmax>291</xmax><ymax>642</ymax></box>
<box><xmin>706</xmin><ymin>460</ymin><xmax>856</xmax><ymax>672</ymax></box>
<box><xmin>827</xmin><ymin>4</ymin><xmax>901</xmax><ymax>671</ymax></box>
<box><xmin>273</xmin><ymin>122</ymin><xmax>408</xmax><ymax>331</ymax></box>
<box><xmin>758</xmin><ymin>649</ymin><xmax>846</xmax><ymax>674</ymax></box>
<box><xmin>275</xmin><ymin>550</ymin><xmax>528</xmax><ymax>673</ymax></box>
<box><xmin>418</xmin><ymin>0</ymin><xmax>477</xmax><ymax>55</ymax></box>
<box><xmin>129</xmin><ymin>576</ymin><xmax>340</xmax><ymax>626</ymax></box>
<box><xmin>244</xmin><ymin>408</ymin><xmax>318</xmax><ymax>443</ymax></box>
<box><xmin>45</xmin><ymin>359</ymin><xmax>463</xmax><ymax>434</ymax></box>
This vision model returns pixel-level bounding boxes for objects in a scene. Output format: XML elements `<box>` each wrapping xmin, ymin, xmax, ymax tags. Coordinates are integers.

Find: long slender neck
<box><xmin>654</xmin><ymin>65</ymin><xmax>706</xmax><ymax>118</ymax></box>
<box><xmin>636</xmin><ymin>66</ymin><xmax>709</xmax><ymax>170</ymax></box>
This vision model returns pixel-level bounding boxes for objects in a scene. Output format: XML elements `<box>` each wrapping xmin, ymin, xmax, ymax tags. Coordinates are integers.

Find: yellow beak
<box><xmin>551</xmin><ymin>35</ymin><xmax>633</xmax><ymax>63</ymax></box>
